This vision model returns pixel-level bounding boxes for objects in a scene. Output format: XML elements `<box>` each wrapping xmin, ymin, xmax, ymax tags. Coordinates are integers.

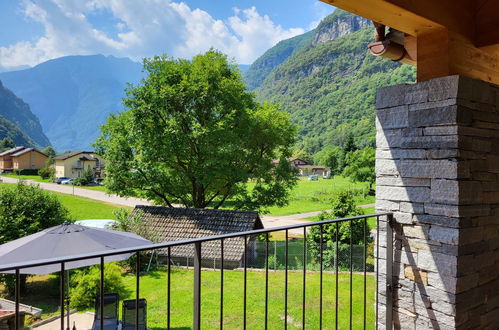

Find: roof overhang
<box><xmin>321</xmin><ymin>0</ymin><xmax>499</xmax><ymax>85</ymax></box>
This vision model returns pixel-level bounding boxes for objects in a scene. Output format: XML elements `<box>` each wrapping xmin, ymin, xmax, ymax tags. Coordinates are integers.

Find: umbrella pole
<box><xmin>66</xmin><ymin>270</ymin><xmax>70</xmax><ymax>330</ymax></box>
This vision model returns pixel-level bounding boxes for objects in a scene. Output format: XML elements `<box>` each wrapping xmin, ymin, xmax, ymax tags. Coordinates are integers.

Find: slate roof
<box><xmin>11</xmin><ymin>148</ymin><xmax>47</xmax><ymax>157</ymax></box>
<box><xmin>129</xmin><ymin>206</ymin><xmax>264</xmax><ymax>262</ymax></box>
<box><xmin>0</xmin><ymin>146</ymin><xmax>25</xmax><ymax>157</ymax></box>
<box><xmin>53</xmin><ymin>151</ymin><xmax>96</xmax><ymax>160</ymax></box>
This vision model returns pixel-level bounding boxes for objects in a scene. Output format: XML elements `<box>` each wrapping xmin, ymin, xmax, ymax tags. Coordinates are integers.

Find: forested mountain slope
<box><xmin>246</xmin><ymin>10</ymin><xmax>416</xmax><ymax>153</ymax></box>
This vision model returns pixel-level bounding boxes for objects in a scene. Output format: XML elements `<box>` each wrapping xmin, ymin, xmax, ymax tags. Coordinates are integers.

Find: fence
<box><xmin>0</xmin><ymin>213</ymin><xmax>393</xmax><ymax>330</ymax></box>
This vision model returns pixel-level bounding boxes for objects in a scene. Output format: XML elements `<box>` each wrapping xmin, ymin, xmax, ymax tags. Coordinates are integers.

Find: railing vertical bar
<box><xmin>193</xmin><ymin>242</ymin><xmax>201</xmax><ymax>330</ymax></box>
<box><xmin>15</xmin><ymin>269</ymin><xmax>19</xmax><ymax>330</ymax></box>
<box><xmin>243</xmin><ymin>235</ymin><xmax>247</xmax><ymax>330</ymax></box>
<box><xmin>61</xmin><ymin>263</ymin><xmax>65</xmax><ymax>330</ymax></box>
<box><xmin>220</xmin><ymin>239</ymin><xmax>224</xmax><ymax>330</ymax></box>
<box><xmin>335</xmin><ymin>222</ymin><xmax>339</xmax><ymax>330</ymax></box>
<box><xmin>302</xmin><ymin>227</ymin><xmax>306</xmax><ymax>329</ymax></box>
<box><xmin>284</xmin><ymin>229</ymin><xmax>288</xmax><ymax>330</ymax></box>
<box><xmin>136</xmin><ymin>253</ymin><xmax>140</xmax><ymax>330</ymax></box>
<box><xmin>319</xmin><ymin>224</ymin><xmax>323</xmax><ymax>329</ymax></box>
<box><xmin>386</xmin><ymin>214</ymin><xmax>394</xmax><ymax>330</ymax></box>
<box><xmin>265</xmin><ymin>232</ymin><xmax>269</xmax><ymax>330</ymax></box>
<box><xmin>363</xmin><ymin>217</ymin><xmax>367</xmax><ymax>330</ymax></box>
<box><xmin>100</xmin><ymin>257</ymin><xmax>104</xmax><ymax>330</ymax></box>
<box><xmin>167</xmin><ymin>247</ymin><xmax>171</xmax><ymax>330</ymax></box>
<box><xmin>376</xmin><ymin>216</ymin><xmax>380</xmax><ymax>330</ymax></box>
<box><xmin>349</xmin><ymin>219</ymin><xmax>353</xmax><ymax>330</ymax></box>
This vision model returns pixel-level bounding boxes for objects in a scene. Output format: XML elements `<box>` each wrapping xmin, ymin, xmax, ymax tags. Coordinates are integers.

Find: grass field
<box><xmin>20</xmin><ymin>268</ymin><xmax>375</xmax><ymax>329</ymax></box>
<box><xmin>261</xmin><ymin>176</ymin><xmax>374</xmax><ymax>216</ymax></box>
<box><xmin>0</xmin><ymin>174</ymin><xmax>50</xmax><ymax>183</ymax></box>
<box><xmin>125</xmin><ymin>268</ymin><xmax>375</xmax><ymax>329</ymax></box>
<box><xmin>0</xmin><ymin>183</ymin><xmax>129</xmax><ymax>220</ymax></box>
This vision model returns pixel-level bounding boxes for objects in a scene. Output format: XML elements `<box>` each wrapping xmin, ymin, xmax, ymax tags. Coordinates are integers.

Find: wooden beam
<box><xmin>416</xmin><ymin>28</ymin><xmax>499</xmax><ymax>85</ymax></box>
<box><xmin>416</xmin><ymin>29</ymin><xmax>450</xmax><ymax>82</ymax></box>
<box><xmin>476</xmin><ymin>0</ymin><xmax>499</xmax><ymax>47</ymax></box>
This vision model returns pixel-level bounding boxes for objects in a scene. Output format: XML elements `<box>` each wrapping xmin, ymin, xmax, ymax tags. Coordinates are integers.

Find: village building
<box><xmin>0</xmin><ymin>146</ymin><xmax>48</xmax><ymax>173</ymax></box>
<box><xmin>53</xmin><ymin>151</ymin><xmax>104</xmax><ymax>179</ymax></box>
<box><xmin>273</xmin><ymin>157</ymin><xmax>331</xmax><ymax>178</ymax></box>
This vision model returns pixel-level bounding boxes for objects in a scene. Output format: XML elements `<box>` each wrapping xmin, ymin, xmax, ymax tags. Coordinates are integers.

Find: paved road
<box><xmin>260</xmin><ymin>203</ymin><xmax>375</xmax><ymax>235</ymax></box>
<box><xmin>0</xmin><ymin>176</ymin><xmax>150</xmax><ymax>208</ymax></box>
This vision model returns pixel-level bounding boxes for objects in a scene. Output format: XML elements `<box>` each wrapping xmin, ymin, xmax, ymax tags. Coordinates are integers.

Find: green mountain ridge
<box><xmin>245</xmin><ymin>10</ymin><xmax>416</xmax><ymax>153</ymax></box>
<box><xmin>0</xmin><ymin>80</ymin><xmax>49</xmax><ymax>148</ymax></box>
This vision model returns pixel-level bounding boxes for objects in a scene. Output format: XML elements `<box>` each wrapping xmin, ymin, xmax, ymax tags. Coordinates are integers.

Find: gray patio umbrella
<box><xmin>0</xmin><ymin>222</ymin><xmax>152</xmax><ymax>329</ymax></box>
<box><xmin>0</xmin><ymin>222</ymin><xmax>152</xmax><ymax>274</ymax></box>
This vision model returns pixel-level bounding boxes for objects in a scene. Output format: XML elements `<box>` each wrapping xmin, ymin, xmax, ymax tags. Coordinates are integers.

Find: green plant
<box><xmin>72</xmin><ymin>177</ymin><xmax>86</xmax><ymax>186</ymax></box>
<box><xmin>69</xmin><ymin>263</ymin><xmax>127</xmax><ymax>309</ymax></box>
<box><xmin>307</xmin><ymin>190</ymin><xmax>369</xmax><ymax>266</ymax></box>
<box><xmin>38</xmin><ymin>167</ymin><xmax>55</xmax><ymax>179</ymax></box>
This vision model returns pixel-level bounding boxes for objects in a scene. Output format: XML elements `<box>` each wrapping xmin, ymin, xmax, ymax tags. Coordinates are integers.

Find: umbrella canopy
<box><xmin>0</xmin><ymin>222</ymin><xmax>152</xmax><ymax>274</ymax></box>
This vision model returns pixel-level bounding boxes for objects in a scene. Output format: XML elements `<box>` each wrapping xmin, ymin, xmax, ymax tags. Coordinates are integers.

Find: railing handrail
<box><xmin>0</xmin><ymin>212</ymin><xmax>391</xmax><ymax>272</ymax></box>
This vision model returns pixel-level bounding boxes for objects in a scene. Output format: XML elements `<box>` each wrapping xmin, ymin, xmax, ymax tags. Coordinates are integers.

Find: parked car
<box><xmin>308</xmin><ymin>175</ymin><xmax>319</xmax><ymax>181</ymax></box>
<box><xmin>60</xmin><ymin>179</ymin><xmax>74</xmax><ymax>185</ymax></box>
<box><xmin>56</xmin><ymin>177</ymin><xmax>70</xmax><ymax>184</ymax></box>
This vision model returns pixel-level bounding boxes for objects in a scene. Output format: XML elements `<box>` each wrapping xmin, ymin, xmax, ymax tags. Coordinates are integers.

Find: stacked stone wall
<box><xmin>376</xmin><ymin>75</ymin><xmax>499</xmax><ymax>329</ymax></box>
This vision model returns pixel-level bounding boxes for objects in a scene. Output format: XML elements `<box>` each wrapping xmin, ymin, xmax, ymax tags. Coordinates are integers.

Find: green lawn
<box><xmin>120</xmin><ymin>268</ymin><xmax>375</xmax><ymax>329</ymax></box>
<box><xmin>260</xmin><ymin>176</ymin><xmax>374</xmax><ymax>216</ymax></box>
<box><xmin>0</xmin><ymin>174</ymin><xmax>50</xmax><ymax>183</ymax></box>
<box><xmin>20</xmin><ymin>268</ymin><xmax>375</xmax><ymax>329</ymax></box>
<box><xmin>0</xmin><ymin>183</ymin><xmax>129</xmax><ymax>220</ymax></box>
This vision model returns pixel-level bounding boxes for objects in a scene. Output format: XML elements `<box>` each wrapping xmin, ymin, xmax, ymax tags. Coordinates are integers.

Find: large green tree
<box><xmin>95</xmin><ymin>50</ymin><xmax>297</xmax><ymax>211</ymax></box>
<box><xmin>342</xmin><ymin>147</ymin><xmax>376</xmax><ymax>192</ymax></box>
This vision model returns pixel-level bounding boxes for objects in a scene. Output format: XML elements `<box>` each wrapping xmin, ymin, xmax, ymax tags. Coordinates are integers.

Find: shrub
<box><xmin>307</xmin><ymin>190</ymin><xmax>369</xmax><ymax>267</ymax></box>
<box><xmin>38</xmin><ymin>167</ymin><xmax>55</xmax><ymax>179</ymax></box>
<box><xmin>73</xmin><ymin>177</ymin><xmax>88</xmax><ymax>186</ymax></box>
<box><xmin>69</xmin><ymin>263</ymin><xmax>127</xmax><ymax>309</ymax></box>
<box><xmin>13</xmin><ymin>169</ymin><xmax>39</xmax><ymax>176</ymax></box>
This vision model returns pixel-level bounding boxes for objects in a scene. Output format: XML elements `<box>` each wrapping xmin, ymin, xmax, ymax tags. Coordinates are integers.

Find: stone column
<box><xmin>375</xmin><ymin>75</ymin><xmax>499</xmax><ymax>329</ymax></box>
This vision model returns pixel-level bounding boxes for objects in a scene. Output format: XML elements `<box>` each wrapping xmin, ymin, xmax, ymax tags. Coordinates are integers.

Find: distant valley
<box><xmin>0</xmin><ymin>10</ymin><xmax>415</xmax><ymax>154</ymax></box>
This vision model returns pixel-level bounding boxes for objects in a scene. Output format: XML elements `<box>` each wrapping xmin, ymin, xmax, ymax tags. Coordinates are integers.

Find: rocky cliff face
<box><xmin>311</xmin><ymin>11</ymin><xmax>370</xmax><ymax>46</ymax></box>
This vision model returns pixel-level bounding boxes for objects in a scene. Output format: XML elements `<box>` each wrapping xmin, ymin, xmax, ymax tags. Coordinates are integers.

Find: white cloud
<box><xmin>0</xmin><ymin>0</ymin><xmax>305</xmax><ymax>68</ymax></box>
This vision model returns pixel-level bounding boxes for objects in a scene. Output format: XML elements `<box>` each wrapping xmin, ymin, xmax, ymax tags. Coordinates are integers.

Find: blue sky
<box><xmin>0</xmin><ymin>0</ymin><xmax>334</xmax><ymax>69</ymax></box>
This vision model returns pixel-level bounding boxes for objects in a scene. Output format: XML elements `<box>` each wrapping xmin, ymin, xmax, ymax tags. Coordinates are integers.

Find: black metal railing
<box><xmin>0</xmin><ymin>213</ymin><xmax>393</xmax><ymax>330</ymax></box>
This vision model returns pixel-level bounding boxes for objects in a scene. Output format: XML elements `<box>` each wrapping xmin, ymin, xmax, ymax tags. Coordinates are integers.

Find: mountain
<box><xmin>244</xmin><ymin>29</ymin><xmax>315</xmax><ymax>90</ymax></box>
<box><xmin>0</xmin><ymin>80</ymin><xmax>49</xmax><ymax>147</ymax></box>
<box><xmin>0</xmin><ymin>55</ymin><xmax>143</xmax><ymax>151</ymax></box>
<box><xmin>245</xmin><ymin>10</ymin><xmax>416</xmax><ymax>153</ymax></box>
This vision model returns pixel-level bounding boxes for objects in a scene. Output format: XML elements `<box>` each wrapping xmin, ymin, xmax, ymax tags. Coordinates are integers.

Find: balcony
<box><xmin>0</xmin><ymin>213</ymin><xmax>393</xmax><ymax>329</ymax></box>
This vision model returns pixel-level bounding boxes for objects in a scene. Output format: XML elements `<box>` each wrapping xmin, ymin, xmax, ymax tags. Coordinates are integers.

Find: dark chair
<box><xmin>91</xmin><ymin>293</ymin><xmax>119</xmax><ymax>330</ymax></box>
<box><xmin>122</xmin><ymin>299</ymin><xmax>147</xmax><ymax>330</ymax></box>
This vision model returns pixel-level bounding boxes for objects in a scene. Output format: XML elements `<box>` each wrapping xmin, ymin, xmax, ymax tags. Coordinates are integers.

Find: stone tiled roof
<box><xmin>130</xmin><ymin>206</ymin><xmax>263</xmax><ymax>262</ymax></box>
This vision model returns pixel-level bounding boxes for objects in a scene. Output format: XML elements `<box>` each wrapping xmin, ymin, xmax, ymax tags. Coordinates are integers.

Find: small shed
<box><xmin>129</xmin><ymin>206</ymin><xmax>264</xmax><ymax>269</ymax></box>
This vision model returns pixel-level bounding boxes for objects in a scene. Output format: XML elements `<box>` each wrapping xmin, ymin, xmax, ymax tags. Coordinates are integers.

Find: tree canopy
<box><xmin>0</xmin><ymin>182</ymin><xmax>70</xmax><ymax>244</ymax></box>
<box><xmin>95</xmin><ymin>50</ymin><xmax>297</xmax><ymax>211</ymax></box>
